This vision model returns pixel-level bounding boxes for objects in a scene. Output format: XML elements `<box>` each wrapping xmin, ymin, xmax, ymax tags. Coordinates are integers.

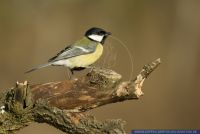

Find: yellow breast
<box><xmin>67</xmin><ymin>44</ymin><xmax>103</xmax><ymax>68</ymax></box>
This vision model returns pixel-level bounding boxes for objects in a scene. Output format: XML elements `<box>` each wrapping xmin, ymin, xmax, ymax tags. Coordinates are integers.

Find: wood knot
<box><xmin>87</xmin><ymin>68</ymin><xmax>122</xmax><ymax>89</ymax></box>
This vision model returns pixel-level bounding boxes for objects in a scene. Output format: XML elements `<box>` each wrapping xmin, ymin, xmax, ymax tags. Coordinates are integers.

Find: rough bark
<box><xmin>0</xmin><ymin>58</ymin><xmax>161</xmax><ymax>134</ymax></box>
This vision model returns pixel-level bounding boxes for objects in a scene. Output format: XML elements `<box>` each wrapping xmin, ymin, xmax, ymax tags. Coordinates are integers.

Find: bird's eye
<box><xmin>98</xmin><ymin>31</ymin><xmax>105</xmax><ymax>35</ymax></box>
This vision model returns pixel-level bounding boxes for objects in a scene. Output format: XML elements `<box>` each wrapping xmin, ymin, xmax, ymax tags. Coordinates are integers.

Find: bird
<box><xmin>25</xmin><ymin>27</ymin><xmax>111</xmax><ymax>78</ymax></box>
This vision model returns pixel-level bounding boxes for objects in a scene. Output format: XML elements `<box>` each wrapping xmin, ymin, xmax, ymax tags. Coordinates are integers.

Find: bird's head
<box><xmin>85</xmin><ymin>27</ymin><xmax>111</xmax><ymax>44</ymax></box>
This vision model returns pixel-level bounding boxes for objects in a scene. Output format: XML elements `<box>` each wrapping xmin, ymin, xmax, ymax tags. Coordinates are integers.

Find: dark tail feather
<box><xmin>25</xmin><ymin>63</ymin><xmax>52</xmax><ymax>74</ymax></box>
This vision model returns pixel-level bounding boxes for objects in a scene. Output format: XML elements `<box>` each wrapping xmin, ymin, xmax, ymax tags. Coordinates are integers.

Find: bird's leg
<box><xmin>85</xmin><ymin>66</ymin><xmax>95</xmax><ymax>73</ymax></box>
<box><xmin>67</xmin><ymin>69</ymin><xmax>73</xmax><ymax>80</ymax></box>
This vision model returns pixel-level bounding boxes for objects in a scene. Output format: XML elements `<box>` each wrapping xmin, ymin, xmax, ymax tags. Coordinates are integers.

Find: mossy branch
<box><xmin>0</xmin><ymin>58</ymin><xmax>161</xmax><ymax>134</ymax></box>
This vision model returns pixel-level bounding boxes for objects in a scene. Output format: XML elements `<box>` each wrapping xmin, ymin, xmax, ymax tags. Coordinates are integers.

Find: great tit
<box><xmin>25</xmin><ymin>27</ymin><xmax>111</xmax><ymax>76</ymax></box>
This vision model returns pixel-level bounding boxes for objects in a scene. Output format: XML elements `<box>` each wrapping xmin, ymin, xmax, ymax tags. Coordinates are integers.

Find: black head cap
<box><xmin>85</xmin><ymin>27</ymin><xmax>111</xmax><ymax>44</ymax></box>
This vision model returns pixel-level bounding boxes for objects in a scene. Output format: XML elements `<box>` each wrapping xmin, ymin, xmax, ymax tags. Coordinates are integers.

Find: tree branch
<box><xmin>0</xmin><ymin>58</ymin><xmax>161</xmax><ymax>134</ymax></box>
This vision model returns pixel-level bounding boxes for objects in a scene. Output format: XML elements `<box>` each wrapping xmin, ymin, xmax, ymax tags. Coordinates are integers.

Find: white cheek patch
<box><xmin>88</xmin><ymin>34</ymin><xmax>104</xmax><ymax>42</ymax></box>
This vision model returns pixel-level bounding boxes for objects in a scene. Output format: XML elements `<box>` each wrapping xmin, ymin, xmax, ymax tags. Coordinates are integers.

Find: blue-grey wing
<box><xmin>48</xmin><ymin>44</ymin><xmax>96</xmax><ymax>62</ymax></box>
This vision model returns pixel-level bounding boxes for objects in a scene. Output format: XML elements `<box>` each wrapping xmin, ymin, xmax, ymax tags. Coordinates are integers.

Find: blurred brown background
<box><xmin>0</xmin><ymin>0</ymin><xmax>200</xmax><ymax>133</ymax></box>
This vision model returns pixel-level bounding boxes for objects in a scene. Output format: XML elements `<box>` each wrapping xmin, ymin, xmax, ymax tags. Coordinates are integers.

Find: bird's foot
<box><xmin>85</xmin><ymin>66</ymin><xmax>95</xmax><ymax>73</ymax></box>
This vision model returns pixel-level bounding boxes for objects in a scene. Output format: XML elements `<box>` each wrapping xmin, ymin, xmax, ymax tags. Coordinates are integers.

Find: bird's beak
<box><xmin>106</xmin><ymin>32</ymin><xmax>112</xmax><ymax>36</ymax></box>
